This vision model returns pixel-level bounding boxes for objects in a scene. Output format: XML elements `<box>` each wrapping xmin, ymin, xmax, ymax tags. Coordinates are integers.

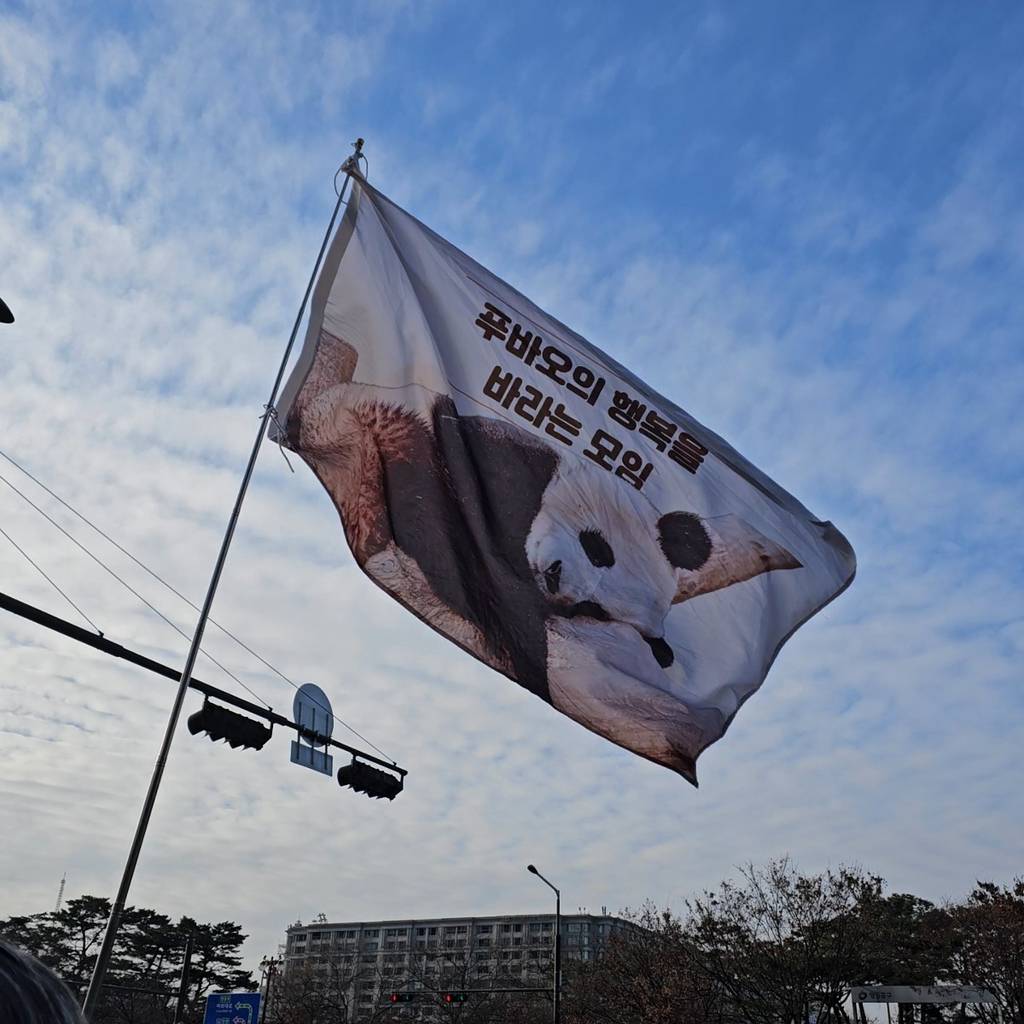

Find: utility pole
<box><xmin>258</xmin><ymin>956</ymin><xmax>281</xmax><ymax>1023</ymax></box>
<box><xmin>171</xmin><ymin>931</ymin><xmax>195</xmax><ymax>1024</ymax></box>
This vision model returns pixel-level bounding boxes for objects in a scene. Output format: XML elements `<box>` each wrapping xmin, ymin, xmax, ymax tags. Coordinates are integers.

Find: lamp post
<box><xmin>527</xmin><ymin>864</ymin><xmax>560</xmax><ymax>1024</ymax></box>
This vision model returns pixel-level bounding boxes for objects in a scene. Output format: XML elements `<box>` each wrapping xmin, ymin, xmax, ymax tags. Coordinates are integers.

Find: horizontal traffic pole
<box><xmin>0</xmin><ymin>587</ymin><xmax>406</xmax><ymax>776</ymax></box>
<box><xmin>394</xmin><ymin>988</ymin><xmax>552</xmax><ymax>995</ymax></box>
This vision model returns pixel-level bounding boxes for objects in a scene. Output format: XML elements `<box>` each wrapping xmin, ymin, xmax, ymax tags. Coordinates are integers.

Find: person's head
<box><xmin>0</xmin><ymin>938</ymin><xmax>85</xmax><ymax>1024</ymax></box>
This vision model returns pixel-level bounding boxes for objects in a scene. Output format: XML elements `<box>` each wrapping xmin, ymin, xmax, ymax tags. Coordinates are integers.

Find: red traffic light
<box><xmin>443</xmin><ymin>992</ymin><xmax>469</xmax><ymax>1004</ymax></box>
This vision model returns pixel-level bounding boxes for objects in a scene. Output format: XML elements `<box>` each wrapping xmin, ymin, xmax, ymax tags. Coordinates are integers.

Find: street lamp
<box><xmin>527</xmin><ymin>864</ymin><xmax>560</xmax><ymax>1024</ymax></box>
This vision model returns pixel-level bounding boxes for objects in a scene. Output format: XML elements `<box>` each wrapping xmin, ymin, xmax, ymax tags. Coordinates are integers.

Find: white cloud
<box><xmin>1</xmin><ymin>0</ymin><xmax>1022</xmax><ymax>975</ymax></box>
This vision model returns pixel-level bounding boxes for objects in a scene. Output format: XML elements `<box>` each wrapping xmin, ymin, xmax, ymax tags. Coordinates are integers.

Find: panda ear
<box><xmin>308</xmin><ymin>329</ymin><xmax>359</xmax><ymax>389</ymax></box>
<box><xmin>657</xmin><ymin>512</ymin><xmax>713</xmax><ymax>570</ymax></box>
<box><xmin>666</xmin><ymin>513</ymin><xmax>803</xmax><ymax>604</ymax></box>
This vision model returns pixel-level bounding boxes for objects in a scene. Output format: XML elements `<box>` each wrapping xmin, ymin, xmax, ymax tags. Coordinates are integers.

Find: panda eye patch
<box><xmin>579</xmin><ymin>529</ymin><xmax>615</xmax><ymax>568</ymax></box>
<box><xmin>658</xmin><ymin>512</ymin><xmax>712</xmax><ymax>570</ymax></box>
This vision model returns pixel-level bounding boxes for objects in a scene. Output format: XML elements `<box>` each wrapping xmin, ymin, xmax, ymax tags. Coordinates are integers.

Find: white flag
<box><xmin>276</xmin><ymin>177</ymin><xmax>855</xmax><ymax>784</ymax></box>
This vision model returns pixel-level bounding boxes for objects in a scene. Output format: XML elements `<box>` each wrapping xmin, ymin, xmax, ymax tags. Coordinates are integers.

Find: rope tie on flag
<box><xmin>266</xmin><ymin>405</ymin><xmax>295</xmax><ymax>473</ymax></box>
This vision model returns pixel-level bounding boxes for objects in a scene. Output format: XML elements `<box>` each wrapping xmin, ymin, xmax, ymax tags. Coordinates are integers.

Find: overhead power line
<box><xmin>0</xmin><ymin>447</ymin><xmax>395</xmax><ymax>764</ymax></box>
<box><xmin>0</xmin><ymin>467</ymin><xmax>269</xmax><ymax>708</ymax></box>
<box><xmin>0</xmin><ymin>524</ymin><xmax>102</xmax><ymax>634</ymax></box>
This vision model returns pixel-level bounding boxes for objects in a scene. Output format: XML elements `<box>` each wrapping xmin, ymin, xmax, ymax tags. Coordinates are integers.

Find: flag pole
<box><xmin>81</xmin><ymin>138</ymin><xmax>364</xmax><ymax>1020</ymax></box>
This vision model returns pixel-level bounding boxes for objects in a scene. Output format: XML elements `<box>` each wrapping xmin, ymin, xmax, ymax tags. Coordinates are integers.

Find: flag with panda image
<box><xmin>274</xmin><ymin>174</ymin><xmax>856</xmax><ymax>785</ymax></box>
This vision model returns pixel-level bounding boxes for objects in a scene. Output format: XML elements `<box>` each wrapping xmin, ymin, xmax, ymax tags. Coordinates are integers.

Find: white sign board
<box><xmin>851</xmin><ymin>987</ymin><xmax>997</xmax><ymax>1005</ymax></box>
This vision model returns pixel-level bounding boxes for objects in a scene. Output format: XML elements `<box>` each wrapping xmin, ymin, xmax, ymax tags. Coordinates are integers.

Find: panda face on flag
<box><xmin>275</xmin><ymin>177</ymin><xmax>855</xmax><ymax>785</ymax></box>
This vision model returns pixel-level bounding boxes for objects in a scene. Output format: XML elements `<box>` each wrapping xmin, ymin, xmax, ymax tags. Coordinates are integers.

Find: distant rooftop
<box><xmin>286</xmin><ymin>910</ymin><xmax>627</xmax><ymax>933</ymax></box>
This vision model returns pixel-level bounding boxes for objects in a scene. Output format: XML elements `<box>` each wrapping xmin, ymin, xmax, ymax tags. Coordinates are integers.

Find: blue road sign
<box><xmin>203</xmin><ymin>992</ymin><xmax>261</xmax><ymax>1024</ymax></box>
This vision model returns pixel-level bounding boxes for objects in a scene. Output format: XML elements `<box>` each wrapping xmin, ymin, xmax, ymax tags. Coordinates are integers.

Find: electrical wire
<box><xmin>0</xmin><ymin>468</ymin><xmax>269</xmax><ymax>708</ymax></box>
<box><xmin>0</xmin><ymin>524</ymin><xmax>103</xmax><ymax>634</ymax></box>
<box><xmin>0</xmin><ymin>448</ymin><xmax>397</xmax><ymax>764</ymax></box>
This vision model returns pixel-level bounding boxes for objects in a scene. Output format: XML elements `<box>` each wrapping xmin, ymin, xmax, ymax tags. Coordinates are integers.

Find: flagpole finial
<box><xmin>335</xmin><ymin>138</ymin><xmax>366</xmax><ymax>194</ymax></box>
<box><xmin>342</xmin><ymin>137</ymin><xmax>365</xmax><ymax>174</ymax></box>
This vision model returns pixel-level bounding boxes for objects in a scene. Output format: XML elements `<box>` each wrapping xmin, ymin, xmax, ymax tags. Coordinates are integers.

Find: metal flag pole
<box><xmin>81</xmin><ymin>138</ymin><xmax>364</xmax><ymax>1020</ymax></box>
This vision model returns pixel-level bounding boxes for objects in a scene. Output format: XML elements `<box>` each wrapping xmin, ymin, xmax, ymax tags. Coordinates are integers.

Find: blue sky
<box><xmin>1</xmin><ymin>0</ymin><xmax>1022</xmax><ymax>968</ymax></box>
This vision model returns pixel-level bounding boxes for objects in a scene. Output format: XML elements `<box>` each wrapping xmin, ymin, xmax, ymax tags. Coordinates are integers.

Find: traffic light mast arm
<box><xmin>0</xmin><ymin>586</ymin><xmax>407</xmax><ymax>777</ymax></box>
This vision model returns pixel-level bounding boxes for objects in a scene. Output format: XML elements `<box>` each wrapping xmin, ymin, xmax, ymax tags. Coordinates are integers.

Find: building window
<box><xmin>364</xmin><ymin>929</ymin><xmax>380</xmax><ymax>937</ymax></box>
<box><xmin>477</xmin><ymin>924</ymin><xmax>492</xmax><ymax>933</ymax></box>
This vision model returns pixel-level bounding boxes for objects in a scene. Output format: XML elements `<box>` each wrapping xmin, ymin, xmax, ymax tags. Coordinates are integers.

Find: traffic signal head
<box><xmin>187</xmin><ymin>700</ymin><xmax>272</xmax><ymax>750</ymax></box>
<box><xmin>443</xmin><ymin>993</ymin><xmax>469</xmax><ymax>1004</ymax></box>
<box><xmin>337</xmin><ymin>759</ymin><xmax>404</xmax><ymax>800</ymax></box>
<box><xmin>389</xmin><ymin>992</ymin><xmax>416</xmax><ymax>1003</ymax></box>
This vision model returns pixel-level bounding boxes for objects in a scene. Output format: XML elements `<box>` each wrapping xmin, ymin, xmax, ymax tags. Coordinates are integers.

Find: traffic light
<box><xmin>443</xmin><ymin>992</ymin><xmax>469</xmax><ymax>1004</ymax></box>
<box><xmin>389</xmin><ymin>992</ymin><xmax>417</xmax><ymax>1003</ymax></box>
<box><xmin>187</xmin><ymin>700</ymin><xmax>272</xmax><ymax>750</ymax></box>
<box><xmin>337</xmin><ymin>759</ymin><xmax>404</xmax><ymax>800</ymax></box>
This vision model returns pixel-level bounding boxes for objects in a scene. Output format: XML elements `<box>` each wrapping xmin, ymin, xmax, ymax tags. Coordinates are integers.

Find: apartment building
<box><xmin>281</xmin><ymin>911</ymin><xmax>629</xmax><ymax>1019</ymax></box>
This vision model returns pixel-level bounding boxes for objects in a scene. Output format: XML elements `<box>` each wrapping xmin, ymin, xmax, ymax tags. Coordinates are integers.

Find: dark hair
<box><xmin>0</xmin><ymin>939</ymin><xmax>85</xmax><ymax>1024</ymax></box>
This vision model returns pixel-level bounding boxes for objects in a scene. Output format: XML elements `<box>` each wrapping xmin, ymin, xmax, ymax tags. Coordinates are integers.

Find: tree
<box><xmin>377</xmin><ymin>941</ymin><xmax>552</xmax><ymax>1024</ymax></box>
<box><xmin>268</xmin><ymin>958</ymin><xmax>361</xmax><ymax>1024</ymax></box>
<box><xmin>563</xmin><ymin>903</ymin><xmax>716</xmax><ymax>1024</ymax></box>
<box><xmin>949</xmin><ymin>879</ymin><xmax>1024</xmax><ymax>1024</ymax></box>
<box><xmin>181</xmin><ymin>918</ymin><xmax>253</xmax><ymax>1014</ymax></box>
<box><xmin>854</xmin><ymin>892</ymin><xmax>956</xmax><ymax>1024</ymax></box>
<box><xmin>686</xmin><ymin>859</ymin><xmax>884</xmax><ymax>1024</ymax></box>
<box><xmin>0</xmin><ymin>896</ymin><xmax>115</xmax><ymax>984</ymax></box>
<box><xmin>0</xmin><ymin>895</ymin><xmax>254</xmax><ymax>1024</ymax></box>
